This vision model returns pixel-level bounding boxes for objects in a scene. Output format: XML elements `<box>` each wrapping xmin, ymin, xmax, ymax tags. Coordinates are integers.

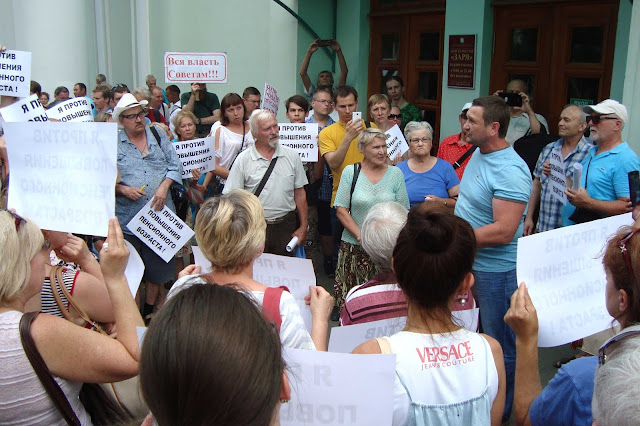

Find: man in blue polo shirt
<box><xmin>562</xmin><ymin>99</ymin><xmax>640</xmax><ymax>226</ymax></box>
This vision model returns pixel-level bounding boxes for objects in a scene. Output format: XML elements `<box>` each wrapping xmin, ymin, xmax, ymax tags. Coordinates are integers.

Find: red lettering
<box><xmin>449</xmin><ymin>344</ymin><xmax>459</xmax><ymax>359</ymax></box>
<box><xmin>462</xmin><ymin>341</ymin><xmax>473</xmax><ymax>357</ymax></box>
<box><xmin>167</xmin><ymin>57</ymin><xmax>184</xmax><ymax>65</ymax></box>
<box><xmin>416</xmin><ymin>348</ymin><xmax>427</xmax><ymax>363</ymax></box>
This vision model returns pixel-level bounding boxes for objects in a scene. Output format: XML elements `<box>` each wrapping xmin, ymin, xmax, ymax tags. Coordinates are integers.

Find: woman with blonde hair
<box><xmin>0</xmin><ymin>213</ymin><xmax>144</xmax><ymax>423</ymax></box>
<box><xmin>168</xmin><ymin>189</ymin><xmax>333</xmax><ymax>350</ymax></box>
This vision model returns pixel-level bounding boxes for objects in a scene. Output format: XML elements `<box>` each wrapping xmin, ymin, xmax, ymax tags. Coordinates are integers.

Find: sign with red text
<box><xmin>0</xmin><ymin>94</ymin><xmax>48</xmax><ymax>122</ymax></box>
<box><xmin>47</xmin><ymin>98</ymin><xmax>94</xmax><ymax>122</ymax></box>
<box><xmin>261</xmin><ymin>83</ymin><xmax>279</xmax><ymax>116</ymax></box>
<box><xmin>0</xmin><ymin>50</ymin><xmax>31</xmax><ymax>97</ymax></box>
<box><xmin>127</xmin><ymin>200</ymin><xmax>195</xmax><ymax>263</ymax></box>
<box><xmin>447</xmin><ymin>35</ymin><xmax>475</xmax><ymax>89</ymax></box>
<box><xmin>164</xmin><ymin>52</ymin><xmax>227</xmax><ymax>83</ymax></box>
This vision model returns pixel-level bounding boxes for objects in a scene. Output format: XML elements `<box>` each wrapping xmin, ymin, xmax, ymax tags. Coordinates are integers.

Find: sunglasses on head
<box><xmin>388</xmin><ymin>114</ymin><xmax>401</xmax><ymax>120</ymax></box>
<box><xmin>586</xmin><ymin>115</ymin><xmax>618</xmax><ymax>125</ymax></box>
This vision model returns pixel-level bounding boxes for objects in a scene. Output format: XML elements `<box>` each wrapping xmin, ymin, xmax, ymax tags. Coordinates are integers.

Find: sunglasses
<box><xmin>388</xmin><ymin>114</ymin><xmax>401</xmax><ymax>120</ymax></box>
<box><xmin>110</xmin><ymin>83</ymin><xmax>129</xmax><ymax>94</ymax></box>
<box><xmin>586</xmin><ymin>115</ymin><xmax>618</xmax><ymax>125</ymax></box>
<box><xmin>598</xmin><ymin>327</ymin><xmax>640</xmax><ymax>365</ymax></box>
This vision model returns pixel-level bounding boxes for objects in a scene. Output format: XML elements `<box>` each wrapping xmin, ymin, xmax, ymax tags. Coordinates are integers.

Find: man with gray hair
<box><xmin>223</xmin><ymin>109</ymin><xmax>308</xmax><ymax>256</ymax></box>
<box><xmin>146</xmin><ymin>74</ymin><xmax>167</xmax><ymax>104</ymax></box>
<box><xmin>524</xmin><ymin>104</ymin><xmax>591</xmax><ymax>234</ymax></box>
<box><xmin>133</xmin><ymin>86</ymin><xmax>167</xmax><ymax>125</ymax></box>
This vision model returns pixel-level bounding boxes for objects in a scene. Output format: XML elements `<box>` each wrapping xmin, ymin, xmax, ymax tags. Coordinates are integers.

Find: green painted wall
<box><xmin>611</xmin><ymin>0</ymin><xmax>632</xmax><ymax>101</ymax></box>
<box><xmin>335</xmin><ymin>0</ymin><xmax>370</xmax><ymax>104</ymax></box>
<box><xmin>439</xmin><ymin>0</ymin><xmax>493</xmax><ymax>140</ymax></box>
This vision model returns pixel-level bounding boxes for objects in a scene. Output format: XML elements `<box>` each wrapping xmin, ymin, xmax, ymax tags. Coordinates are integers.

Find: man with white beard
<box><xmin>223</xmin><ymin>109</ymin><xmax>308</xmax><ymax>256</ymax></box>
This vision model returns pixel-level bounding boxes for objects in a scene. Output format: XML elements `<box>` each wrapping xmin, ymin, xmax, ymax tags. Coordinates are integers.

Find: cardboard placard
<box><xmin>164</xmin><ymin>52</ymin><xmax>227</xmax><ymax>83</ymax></box>
<box><xmin>384</xmin><ymin>124</ymin><xmax>409</xmax><ymax>159</ymax></box>
<box><xmin>0</xmin><ymin>94</ymin><xmax>48</xmax><ymax>122</ymax></box>
<box><xmin>0</xmin><ymin>50</ymin><xmax>31</xmax><ymax>97</ymax></box>
<box><xmin>172</xmin><ymin>137</ymin><xmax>215</xmax><ymax>179</ymax></box>
<box><xmin>278</xmin><ymin>123</ymin><xmax>319</xmax><ymax>161</ymax></box>
<box><xmin>548</xmin><ymin>148</ymin><xmax>568</xmax><ymax>205</ymax></box>
<box><xmin>47</xmin><ymin>98</ymin><xmax>94</xmax><ymax>122</ymax></box>
<box><xmin>261</xmin><ymin>83</ymin><xmax>279</xmax><ymax>116</ymax></box>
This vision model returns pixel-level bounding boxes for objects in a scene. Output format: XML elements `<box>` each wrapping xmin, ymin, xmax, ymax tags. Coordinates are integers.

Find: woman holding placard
<box><xmin>396</xmin><ymin>121</ymin><xmax>459</xmax><ymax>209</ymax></box>
<box><xmin>168</xmin><ymin>189</ymin><xmax>333</xmax><ymax>350</ymax></box>
<box><xmin>0</xmin><ymin>212</ymin><xmax>144</xmax><ymax>424</ymax></box>
<box><xmin>354</xmin><ymin>203</ymin><xmax>506</xmax><ymax>425</ymax></box>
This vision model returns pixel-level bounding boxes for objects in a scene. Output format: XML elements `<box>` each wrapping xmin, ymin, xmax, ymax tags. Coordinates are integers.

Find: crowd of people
<box><xmin>1</xmin><ymin>38</ymin><xmax>640</xmax><ymax>425</ymax></box>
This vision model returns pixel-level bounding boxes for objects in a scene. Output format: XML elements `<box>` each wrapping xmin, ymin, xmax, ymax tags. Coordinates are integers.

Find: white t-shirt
<box><xmin>506</xmin><ymin>112</ymin><xmax>549</xmax><ymax>145</ymax></box>
<box><xmin>215</xmin><ymin>125</ymin><xmax>254</xmax><ymax>172</ymax></box>
<box><xmin>386</xmin><ymin>329</ymin><xmax>499</xmax><ymax>425</ymax></box>
<box><xmin>168</xmin><ymin>275</ymin><xmax>315</xmax><ymax>350</ymax></box>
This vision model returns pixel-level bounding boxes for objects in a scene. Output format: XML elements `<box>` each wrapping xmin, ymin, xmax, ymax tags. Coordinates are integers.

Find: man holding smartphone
<box><xmin>494</xmin><ymin>79</ymin><xmax>548</xmax><ymax>145</ymax></box>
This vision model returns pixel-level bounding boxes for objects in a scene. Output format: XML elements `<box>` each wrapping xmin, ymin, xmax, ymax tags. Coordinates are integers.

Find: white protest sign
<box><xmin>517</xmin><ymin>213</ymin><xmax>631</xmax><ymax>347</ymax></box>
<box><xmin>278</xmin><ymin>123</ymin><xmax>318</xmax><ymax>161</ymax></box>
<box><xmin>172</xmin><ymin>137</ymin><xmax>215</xmax><ymax>179</ymax></box>
<box><xmin>164</xmin><ymin>52</ymin><xmax>227</xmax><ymax>83</ymax></box>
<box><xmin>548</xmin><ymin>148</ymin><xmax>568</xmax><ymax>205</ymax></box>
<box><xmin>0</xmin><ymin>50</ymin><xmax>31</xmax><ymax>97</ymax></box>
<box><xmin>136</xmin><ymin>326</ymin><xmax>147</xmax><ymax>346</ymax></box>
<box><xmin>126</xmin><ymin>200</ymin><xmax>195</xmax><ymax>263</ymax></box>
<box><xmin>280</xmin><ymin>348</ymin><xmax>395</xmax><ymax>426</ymax></box>
<box><xmin>384</xmin><ymin>124</ymin><xmax>409</xmax><ymax>159</ymax></box>
<box><xmin>191</xmin><ymin>245</ymin><xmax>211</xmax><ymax>272</ymax></box>
<box><xmin>0</xmin><ymin>94</ymin><xmax>48</xmax><ymax>122</ymax></box>
<box><xmin>46</xmin><ymin>98</ymin><xmax>94</xmax><ymax>122</ymax></box>
<box><xmin>254</xmin><ymin>253</ymin><xmax>316</xmax><ymax>332</ymax></box>
<box><xmin>262</xmin><ymin>83</ymin><xmax>279</xmax><ymax>115</ymax></box>
<box><xmin>124</xmin><ymin>240</ymin><xmax>145</xmax><ymax>297</ymax></box>
<box><xmin>328</xmin><ymin>308</ymin><xmax>480</xmax><ymax>353</ymax></box>
<box><xmin>5</xmin><ymin>122</ymin><xmax>117</xmax><ymax>236</ymax></box>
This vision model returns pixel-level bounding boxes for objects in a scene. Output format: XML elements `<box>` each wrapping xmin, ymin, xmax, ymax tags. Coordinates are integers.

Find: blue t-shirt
<box><xmin>529</xmin><ymin>356</ymin><xmax>596</xmax><ymax>426</ymax></box>
<box><xmin>454</xmin><ymin>146</ymin><xmax>532</xmax><ymax>272</ymax></box>
<box><xmin>396</xmin><ymin>158</ymin><xmax>460</xmax><ymax>207</ymax></box>
<box><xmin>562</xmin><ymin>142</ymin><xmax>640</xmax><ymax>226</ymax></box>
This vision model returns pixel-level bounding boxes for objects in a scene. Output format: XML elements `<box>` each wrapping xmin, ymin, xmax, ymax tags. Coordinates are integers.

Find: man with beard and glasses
<box><xmin>223</xmin><ymin>109</ymin><xmax>308</xmax><ymax>256</ymax></box>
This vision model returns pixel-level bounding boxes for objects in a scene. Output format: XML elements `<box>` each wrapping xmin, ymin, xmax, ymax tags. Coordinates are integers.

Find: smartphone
<box><xmin>316</xmin><ymin>39</ymin><xmax>332</xmax><ymax>47</ymax></box>
<box><xmin>629</xmin><ymin>171</ymin><xmax>640</xmax><ymax>206</ymax></box>
<box><xmin>352</xmin><ymin>112</ymin><xmax>362</xmax><ymax>122</ymax></box>
<box><xmin>497</xmin><ymin>92</ymin><xmax>522</xmax><ymax>107</ymax></box>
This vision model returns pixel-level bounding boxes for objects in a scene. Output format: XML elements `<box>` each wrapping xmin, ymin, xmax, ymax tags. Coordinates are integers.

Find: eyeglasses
<box><xmin>586</xmin><ymin>115</ymin><xmax>618</xmax><ymax>125</ymax></box>
<box><xmin>598</xmin><ymin>328</ymin><xmax>640</xmax><ymax>365</ymax></box>
<box><xmin>121</xmin><ymin>111</ymin><xmax>146</xmax><ymax>121</ymax></box>
<box><xmin>313</xmin><ymin>99</ymin><xmax>333</xmax><ymax>106</ymax></box>
<box><xmin>410</xmin><ymin>137</ymin><xmax>432</xmax><ymax>144</ymax></box>
<box><xmin>617</xmin><ymin>227</ymin><xmax>640</xmax><ymax>279</ymax></box>
<box><xmin>4</xmin><ymin>210</ymin><xmax>25</xmax><ymax>231</ymax></box>
<box><xmin>388</xmin><ymin>114</ymin><xmax>401</xmax><ymax>120</ymax></box>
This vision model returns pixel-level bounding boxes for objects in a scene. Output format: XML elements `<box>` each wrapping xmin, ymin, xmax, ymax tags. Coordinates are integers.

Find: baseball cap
<box><xmin>583</xmin><ymin>99</ymin><xmax>627</xmax><ymax>124</ymax></box>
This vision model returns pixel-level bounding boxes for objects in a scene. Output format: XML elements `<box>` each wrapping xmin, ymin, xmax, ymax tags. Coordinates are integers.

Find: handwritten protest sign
<box><xmin>127</xmin><ymin>200</ymin><xmax>194</xmax><ymax>263</ymax></box>
<box><xmin>164</xmin><ymin>52</ymin><xmax>227</xmax><ymax>83</ymax></box>
<box><xmin>192</xmin><ymin>248</ymin><xmax>315</xmax><ymax>331</ymax></box>
<box><xmin>328</xmin><ymin>308</ymin><xmax>479</xmax><ymax>353</ymax></box>
<box><xmin>548</xmin><ymin>148</ymin><xmax>568</xmax><ymax>204</ymax></box>
<box><xmin>384</xmin><ymin>124</ymin><xmax>409</xmax><ymax>159</ymax></box>
<box><xmin>281</xmin><ymin>348</ymin><xmax>395</xmax><ymax>425</ymax></box>
<box><xmin>124</xmin><ymin>240</ymin><xmax>145</xmax><ymax>297</ymax></box>
<box><xmin>262</xmin><ymin>83</ymin><xmax>279</xmax><ymax>115</ymax></box>
<box><xmin>0</xmin><ymin>50</ymin><xmax>31</xmax><ymax>97</ymax></box>
<box><xmin>278</xmin><ymin>123</ymin><xmax>318</xmax><ymax>161</ymax></box>
<box><xmin>172</xmin><ymin>137</ymin><xmax>215</xmax><ymax>179</ymax></box>
<box><xmin>4</xmin><ymin>122</ymin><xmax>117</xmax><ymax>236</ymax></box>
<box><xmin>517</xmin><ymin>213</ymin><xmax>631</xmax><ymax>347</ymax></box>
<box><xmin>46</xmin><ymin>98</ymin><xmax>94</xmax><ymax>122</ymax></box>
<box><xmin>0</xmin><ymin>94</ymin><xmax>48</xmax><ymax>122</ymax></box>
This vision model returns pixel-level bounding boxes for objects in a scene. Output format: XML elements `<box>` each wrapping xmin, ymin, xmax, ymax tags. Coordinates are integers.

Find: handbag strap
<box><xmin>262</xmin><ymin>286</ymin><xmax>290</xmax><ymax>332</ymax></box>
<box><xmin>453</xmin><ymin>145</ymin><xmax>475</xmax><ymax>170</ymax></box>
<box><xmin>50</xmin><ymin>266</ymin><xmax>107</xmax><ymax>335</ymax></box>
<box><xmin>19</xmin><ymin>312</ymin><xmax>82</xmax><ymax>426</ymax></box>
<box><xmin>254</xmin><ymin>157</ymin><xmax>278</xmax><ymax>198</ymax></box>
<box><xmin>228</xmin><ymin>121</ymin><xmax>246</xmax><ymax>171</ymax></box>
<box><xmin>349</xmin><ymin>163</ymin><xmax>361</xmax><ymax>212</ymax></box>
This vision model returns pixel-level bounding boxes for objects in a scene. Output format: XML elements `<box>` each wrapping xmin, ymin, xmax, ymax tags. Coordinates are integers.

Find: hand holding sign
<box><xmin>504</xmin><ymin>283</ymin><xmax>539</xmax><ymax>343</ymax></box>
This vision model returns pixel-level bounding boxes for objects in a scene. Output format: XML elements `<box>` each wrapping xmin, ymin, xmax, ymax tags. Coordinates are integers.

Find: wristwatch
<box><xmin>197</xmin><ymin>117</ymin><xmax>202</xmax><ymax>125</ymax></box>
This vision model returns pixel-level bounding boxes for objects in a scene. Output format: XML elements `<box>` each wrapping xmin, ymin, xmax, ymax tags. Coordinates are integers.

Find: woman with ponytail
<box><xmin>354</xmin><ymin>203</ymin><xmax>506</xmax><ymax>425</ymax></box>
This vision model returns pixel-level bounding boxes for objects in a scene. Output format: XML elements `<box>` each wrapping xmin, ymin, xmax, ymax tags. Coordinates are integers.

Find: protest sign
<box><xmin>0</xmin><ymin>50</ymin><xmax>31</xmax><ymax>97</ymax></box>
<box><xmin>548</xmin><ymin>148</ymin><xmax>568</xmax><ymax>204</ymax></box>
<box><xmin>46</xmin><ymin>98</ymin><xmax>94</xmax><ymax>122</ymax></box>
<box><xmin>192</xmin><ymin>248</ymin><xmax>315</xmax><ymax>331</ymax></box>
<box><xmin>384</xmin><ymin>124</ymin><xmax>409</xmax><ymax>159</ymax></box>
<box><xmin>328</xmin><ymin>308</ymin><xmax>479</xmax><ymax>353</ymax></box>
<box><xmin>124</xmin><ymin>240</ymin><xmax>145</xmax><ymax>297</ymax></box>
<box><xmin>4</xmin><ymin>122</ymin><xmax>117</xmax><ymax>236</ymax></box>
<box><xmin>517</xmin><ymin>213</ymin><xmax>631</xmax><ymax>347</ymax></box>
<box><xmin>281</xmin><ymin>348</ymin><xmax>395</xmax><ymax>425</ymax></box>
<box><xmin>262</xmin><ymin>83</ymin><xmax>279</xmax><ymax>115</ymax></box>
<box><xmin>172</xmin><ymin>137</ymin><xmax>215</xmax><ymax>179</ymax></box>
<box><xmin>136</xmin><ymin>326</ymin><xmax>147</xmax><ymax>346</ymax></box>
<box><xmin>278</xmin><ymin>123</ymin><xmax>318</xmax><ymax>161</ymax></box>
<box><xmin>0</xmin><ymin>94</ymin><xmax>48</xmax><ymax>122</ymax></box>
<box><xmin>164</xmin><ymin>52</ymin><xmax>227</xmax><ymax>83</ymax></box>
<box><xmin>126</xmin><ymin>200</ymin><xmax>195</xmax><ymax>263</ymax></box>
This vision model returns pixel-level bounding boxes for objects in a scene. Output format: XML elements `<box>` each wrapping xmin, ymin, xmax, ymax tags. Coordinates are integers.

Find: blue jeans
<box><xmin>473</xmin><ymin>269</ymin><xmax>517</xmax><ymax>422</ymax></box>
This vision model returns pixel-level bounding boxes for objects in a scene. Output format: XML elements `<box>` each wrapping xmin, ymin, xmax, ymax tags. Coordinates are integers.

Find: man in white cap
<box><xmin>113</xmin><ymin>93</ymin><xmax>183</xmax><ymax>322</ymax></box>
<box><xmin>562</xmin><ymin>99</ymin><xmax>640</xmax><ymax>226</ymax></box>
<box><xmin>437</xmin><ymin>102</ymin><xmax>475</xmax><ymax>179</ymax></box>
